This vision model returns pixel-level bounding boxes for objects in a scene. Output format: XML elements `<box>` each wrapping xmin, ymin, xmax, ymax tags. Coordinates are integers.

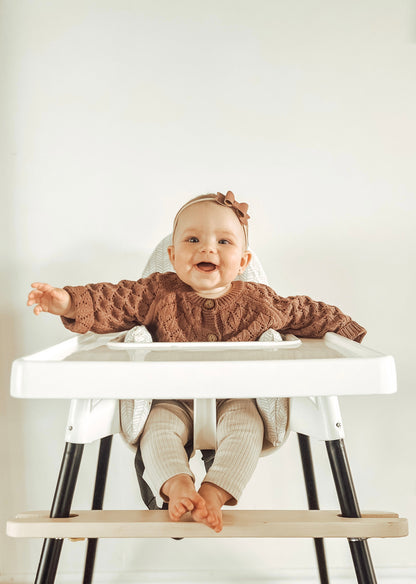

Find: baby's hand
<box><xmin>27</xmin><ymin>283</ymin><xmax>74</xmax><ymax>318</ymax></box>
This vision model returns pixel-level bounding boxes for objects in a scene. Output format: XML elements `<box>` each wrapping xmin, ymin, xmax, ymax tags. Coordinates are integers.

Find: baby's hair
<box><xmin>172</xmin><ymin>191</ymin><xmax>250</xmax><ymax>247</ymax></box>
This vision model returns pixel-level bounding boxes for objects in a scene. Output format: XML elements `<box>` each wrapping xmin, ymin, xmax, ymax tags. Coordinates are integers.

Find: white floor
<box><xmin>1</xmin><ymin>568</ymin><xmax>415</xmax><ymax>584</ymax></box>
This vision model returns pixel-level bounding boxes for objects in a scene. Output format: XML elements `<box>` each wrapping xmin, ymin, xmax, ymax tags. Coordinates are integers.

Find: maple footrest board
<box><xmin>7</xmin><ymin>510</ymin><xmax>408</xmax><ymax>539</ymax></box>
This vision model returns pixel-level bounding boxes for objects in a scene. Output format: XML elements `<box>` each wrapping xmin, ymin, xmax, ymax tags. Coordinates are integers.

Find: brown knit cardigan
<box><xmin>62</xmin><ymin>271</ymin><xmax>366</xmax><ymax>342</ymax></box>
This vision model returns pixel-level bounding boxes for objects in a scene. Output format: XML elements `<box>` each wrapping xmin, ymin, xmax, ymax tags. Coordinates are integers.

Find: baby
<box><xmin>27</xmin><ymin>191</ymin><xmax>366</xmax><ymax>533</ymax></box>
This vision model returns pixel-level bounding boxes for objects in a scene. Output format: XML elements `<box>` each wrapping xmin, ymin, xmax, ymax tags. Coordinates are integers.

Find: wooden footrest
<box><xmin>7</xmin><ymin>510</ymin><xmax>408</xmax><ymax>539</ymax></box>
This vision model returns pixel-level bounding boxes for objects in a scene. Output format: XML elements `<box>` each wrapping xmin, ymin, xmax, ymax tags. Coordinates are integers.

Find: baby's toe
<box><xmin>192</xmin><ymin>499</ymin><xmax>208</xmax><ymax>520</ymax></box>
<box><xmin>169</xmin><ymin>508</ymin><xmax>180</xmax><ymax>521</ymax></box>
<box><xmin>182</xmin><ymin>498</ymin><xmax>195</xmax><ymax>513</ymax></box>
<box><xmin>171</xmin><ymin>498</ymin><xmax>194</xmax><ymax>521</ymax></box>
<box><xmin>208</xmin><ymin>510</ymin><xmax>222</xmax><ymax>532</ymax></box>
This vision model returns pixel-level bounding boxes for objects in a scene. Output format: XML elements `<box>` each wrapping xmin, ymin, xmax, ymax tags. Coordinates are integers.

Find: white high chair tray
<box><xmin>11</xmin><ymin>332</ymin><xmax>396</xmax><ymax>399</ymax></box>
<box><xmin>107</xmin><ymin>334</ymin><xmax>302</xmax><ymax>350</ymax></box>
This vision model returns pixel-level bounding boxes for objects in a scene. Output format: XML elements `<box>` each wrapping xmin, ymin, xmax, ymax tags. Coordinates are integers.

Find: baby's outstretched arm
<box><xmin>27</xmin><ymin>283</ymin><xmax>75</xmax><ymax>318</ymax></box>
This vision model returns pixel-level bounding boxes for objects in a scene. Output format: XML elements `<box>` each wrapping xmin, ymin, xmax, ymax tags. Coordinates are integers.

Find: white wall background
<box><xmin>1</xmin><ymin>1</ymin><xmax>415</xmax><ymax>582</ymax></box>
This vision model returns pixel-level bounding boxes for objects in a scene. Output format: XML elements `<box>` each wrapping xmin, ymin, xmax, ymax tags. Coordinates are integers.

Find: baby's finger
<box><xmin>31</xmin><ymin>282</ymin><xmax>53</xmax><ymax>292</ymax></box>
<box><xmin>28</xmin><ymin>298</ymin><xmax>42</xmax><ymax>307</ymax></box>
<box><xmin>33</xmin><ymin>305</ymin><xmax>43</xmax><ymax>315</ymax></box>
<box><xmin>27</xmin><ymin>290</ymin><xmax>43</xmax><ymax>304</ymax></box>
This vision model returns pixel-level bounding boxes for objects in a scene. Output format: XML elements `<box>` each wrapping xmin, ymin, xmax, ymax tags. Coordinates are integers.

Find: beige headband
<box><xmin>172</xmin><ymin>191</ymin><xmax>250</xmax><ymax>245</ymax></box>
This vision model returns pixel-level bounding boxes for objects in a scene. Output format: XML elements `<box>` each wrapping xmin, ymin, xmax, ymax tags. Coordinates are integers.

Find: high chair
<box><xmin>7</xmin><ymin>235</ymin><xmax>408</xmax><ymax>584</ymax></box>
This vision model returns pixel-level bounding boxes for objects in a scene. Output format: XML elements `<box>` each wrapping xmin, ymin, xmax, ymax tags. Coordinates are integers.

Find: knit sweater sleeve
<box><xmin>61</xmin><ymin>273</ymin><xmax>162</xmax><ymax>334</ymax></box>
<box><xmin>268</xmin><ymin>291</ymin><xmax>366</xmax><ymax>342</ymax></box>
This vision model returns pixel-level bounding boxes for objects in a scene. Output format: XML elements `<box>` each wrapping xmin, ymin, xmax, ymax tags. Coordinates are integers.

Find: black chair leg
<box><xmin>34</xmin><ymin>442</ymin><xmax>84</xmax><ymax>584</ymax></box>
<box><xmin>83</xmin><ymin>435</ymin><xmax>113</xmax><ymax>584</ymax></box>
<box><xmin>298</xmin><ymin>433</ymin><xmax>330</xmax><ymax>584</ymax></box>
<box><xmin>326</xmin><ymin>439</ymin><xmax>377</xmax><ymax>584</ymax></box>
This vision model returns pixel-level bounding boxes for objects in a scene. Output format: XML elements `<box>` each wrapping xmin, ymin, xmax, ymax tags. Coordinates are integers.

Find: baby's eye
<box><xmin>218</xmin><ymin>239</ymin><xmax>231</xmax><ymax>245</ymax></box>
<box><xmin>187</xmin><ymin>237</ymin><xmax>199</xmax><ymax>243</ymax></box>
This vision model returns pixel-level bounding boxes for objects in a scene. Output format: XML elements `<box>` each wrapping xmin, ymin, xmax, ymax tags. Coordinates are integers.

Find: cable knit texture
<box><xmin>62</xmin><ymin>272</ymin><xmax>366</xmax><ymax>343</ymax></box>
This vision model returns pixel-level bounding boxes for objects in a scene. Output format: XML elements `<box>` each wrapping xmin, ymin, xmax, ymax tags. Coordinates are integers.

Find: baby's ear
<box><xmin>167</xmin><ymin>245</ymin><xmax>175</xmax><ymax>267</ymax></box>
<box><xmin>239</xmin><ymin>250</ymin><xmax>252</xmax><ymax>273</ymax></box>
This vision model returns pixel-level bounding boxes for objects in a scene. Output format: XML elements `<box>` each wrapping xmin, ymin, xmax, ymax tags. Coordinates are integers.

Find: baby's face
<box><xmin>168</xmin><ymin>202</ymin><xmax>251</xmax><ymax>298</ymax></box>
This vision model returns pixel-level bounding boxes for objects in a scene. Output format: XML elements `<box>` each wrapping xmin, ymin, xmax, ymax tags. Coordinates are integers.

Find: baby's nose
<box><xmin>199</xmin><ymin>241</ymin><xmax>217</xmax><ymax>253</ymax></box>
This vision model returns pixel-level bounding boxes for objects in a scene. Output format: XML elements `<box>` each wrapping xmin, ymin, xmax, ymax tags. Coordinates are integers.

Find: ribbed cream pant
<box><xmin>140</xmin><ymin>399</ymin><xmax>264</xmax><ymax>505</ymax></box>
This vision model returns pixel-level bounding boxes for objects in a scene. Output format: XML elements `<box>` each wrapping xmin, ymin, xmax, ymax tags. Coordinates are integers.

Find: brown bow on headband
<box><xmin>216</xmin><ymin>191</ymin><xmax>250</xmax><ymax>226</ymax></box>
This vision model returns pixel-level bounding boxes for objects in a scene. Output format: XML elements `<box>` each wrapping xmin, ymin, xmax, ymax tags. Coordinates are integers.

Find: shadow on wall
<box><xmin>0</xmin><ymin>308</ymin><xmax>29</xmax><ymax>569</ymax></box>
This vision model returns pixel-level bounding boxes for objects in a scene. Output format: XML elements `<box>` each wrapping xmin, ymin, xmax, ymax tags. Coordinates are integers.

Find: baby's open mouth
<box><xmin>196</xmin><ymin>262</ymin><xmax>217</xmax><ymax>272</ymax></box>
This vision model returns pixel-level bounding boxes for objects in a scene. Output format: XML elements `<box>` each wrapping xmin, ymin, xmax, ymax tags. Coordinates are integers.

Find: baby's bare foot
<box><xmin>195</xmin><ymin>482</ymin><xmax>231</xmax><ymax>533</ymax></box>
<box><xmin>162</xmin><ymin>474</ymin><xmax>208</xmax><ymax>522</ymax></box>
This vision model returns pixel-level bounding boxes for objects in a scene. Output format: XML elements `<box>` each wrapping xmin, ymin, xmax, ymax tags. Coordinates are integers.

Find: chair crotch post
<box><xmin>193</xmin><ymin>398</ymin><xmax>217</xmax><ymax>450</ymax></box>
